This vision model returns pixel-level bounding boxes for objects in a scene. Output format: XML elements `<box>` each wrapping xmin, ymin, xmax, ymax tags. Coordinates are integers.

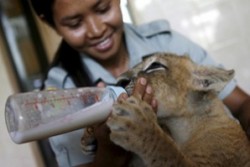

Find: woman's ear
<box><xmin>38</xmin><ymin>14</ymin><xmax>46</xmax><ymax>22</ymax></box>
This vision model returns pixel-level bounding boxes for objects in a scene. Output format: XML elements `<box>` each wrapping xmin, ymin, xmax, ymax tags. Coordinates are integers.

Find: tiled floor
<box><xmin>128</xmin><ymin>0</ymin><xmax>250</xmax><ymax>93</ymax></box>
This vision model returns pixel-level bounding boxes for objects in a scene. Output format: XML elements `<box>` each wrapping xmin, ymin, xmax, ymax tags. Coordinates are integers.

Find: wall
<box><xmin>34</xmin><ymin>14</ymin><xmax>61</xmax><ymax>63</ymax></box>
<box><xmin>128</xmin><ymin>0</ymin><xmax>250</xmax><ymax>93</ymax></box>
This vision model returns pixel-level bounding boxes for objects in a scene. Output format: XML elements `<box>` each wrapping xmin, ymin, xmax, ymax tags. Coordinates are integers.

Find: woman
<box><xmin>30</xmin><ymin>0</ymin><xmax>250</xmax><ymax>166</ymax></box>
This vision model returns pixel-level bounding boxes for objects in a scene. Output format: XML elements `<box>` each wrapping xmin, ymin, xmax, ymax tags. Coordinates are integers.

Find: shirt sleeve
<box><xmin>44</xmin><ymin>66</ymin><xmax>75</xmax><ymax>89</ymax></box>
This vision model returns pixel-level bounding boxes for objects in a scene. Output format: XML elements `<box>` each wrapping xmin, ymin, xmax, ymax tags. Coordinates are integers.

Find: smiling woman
<box><xmin>29</xmin><ymin>0</ymin><xmax>134</xmax><ymax>166</ymax></box>
<box><xmin>53</xmin><ymin>0</ymin><xmax>125</xmax><ymax>64</ymax></box>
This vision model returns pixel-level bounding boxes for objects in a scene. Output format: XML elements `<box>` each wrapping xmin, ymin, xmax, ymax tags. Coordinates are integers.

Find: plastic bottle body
<box><xmin>5</xmin><ymin>86</ymin><xmax>126</xmax><ymax>144</ymax></box>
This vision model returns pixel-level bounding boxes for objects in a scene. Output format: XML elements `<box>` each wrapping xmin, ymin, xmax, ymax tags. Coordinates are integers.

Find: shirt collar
<box><xmin>124</xmin><ymin>20</ymin><xmax>171</xmax><ymax>67</ymax></box>
<box><xmin>81</xmin><ymin>21</ymin><xmax>171</xmax><ymax>84</ymax></box>
<box><xmin>81</xmin><ymin>55</ymin><xmax>117</xmax><ymax>85</ymax></box>
<box><xmin>124</xmin><ymin>23</ymin><xmax>158</xmax><ymax>68</ymax></box>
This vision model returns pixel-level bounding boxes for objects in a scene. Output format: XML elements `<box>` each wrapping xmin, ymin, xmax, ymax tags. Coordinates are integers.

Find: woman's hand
<box><xmin>129</xmin><ymin>77</ymin><xmax>158</xmax><ymax>112</ymax></box>
<box><xmin>87</xmin><ymin>78</ymin><xmax>157</xmax><ymax>167</ymax></box>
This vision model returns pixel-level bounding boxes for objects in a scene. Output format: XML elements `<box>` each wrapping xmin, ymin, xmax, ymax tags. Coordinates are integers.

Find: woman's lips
<box><xmin>91</xmin><ymin>36</ymin><xmax>114</xmax><ymax>52</ymax></box>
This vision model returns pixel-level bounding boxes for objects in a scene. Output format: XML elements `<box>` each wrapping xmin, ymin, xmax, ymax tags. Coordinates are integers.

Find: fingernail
<box><xmin>139</xmin><ymin>78</ymin><xmax>147</xmax><ymax>85</ymax></box>
<box><xmin>151</xmin><ymin>99</ymin><xmax>158</xmax><ymax>113</ymax></box>
<box><xmin>146</xmin><ymin>86</ymin><xmax>152</xmax><ymax>94</ymax></box>
<box><xmin>96</xmin><ymin>82</ymin><xmax>106</xmax><ymax>88</ymax></box>
<box><xmin>122</xmin><ymin>93</ymin><xmax>128</xmax><ymax>98</ymax></box>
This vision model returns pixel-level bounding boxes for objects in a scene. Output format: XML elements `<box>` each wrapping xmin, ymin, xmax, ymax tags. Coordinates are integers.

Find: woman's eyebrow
<box><xmin>93</xmin><ymin>0</ymin><xmax>104</xmax><ymax>8</ymax></box>
<box><xmin>60</xmin><ymin>15</ymin><xmax>81</xmax><ymax>23</ymax></box>
<box><xmin>59</xmin><ymin>0</ymin><xmax>105</xmax><ymax>24</ymax></box>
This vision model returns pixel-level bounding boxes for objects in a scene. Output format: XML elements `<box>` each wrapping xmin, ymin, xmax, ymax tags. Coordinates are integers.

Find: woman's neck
<box><xmin>97</xmin><ymin>40</ymin><xmax>129</xmax><ymax>78</ymax></box>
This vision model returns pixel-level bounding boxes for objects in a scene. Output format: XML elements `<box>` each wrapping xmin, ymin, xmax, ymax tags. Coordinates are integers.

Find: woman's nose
<box><xmin>85</xmin><ymin>16</ymin><xmax>105</xmax><ymax>38</ymax></box>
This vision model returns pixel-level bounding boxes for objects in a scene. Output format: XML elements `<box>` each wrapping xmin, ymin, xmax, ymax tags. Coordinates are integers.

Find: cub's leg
<box><xmin>107</xmin><ymin>96</ymin><xmax>194</xmax><ymax>167</ymax></box>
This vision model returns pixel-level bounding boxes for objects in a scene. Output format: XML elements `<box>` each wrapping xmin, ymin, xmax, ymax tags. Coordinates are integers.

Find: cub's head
<box><xmin>117</xmin><ymin>53</ymin><xmax>234</xmax><ymax>118</ymax></box>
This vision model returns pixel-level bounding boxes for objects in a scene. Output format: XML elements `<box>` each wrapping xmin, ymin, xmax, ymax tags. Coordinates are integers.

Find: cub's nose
<box><xmin>116</xmin><ymin>77</ymin><xmax>131</xmax><ymax>88</ymax></box>
<box><xmin>116</xmin><ymin>76</ymin><xmax>137</xmax><ymax>96</ymax></box>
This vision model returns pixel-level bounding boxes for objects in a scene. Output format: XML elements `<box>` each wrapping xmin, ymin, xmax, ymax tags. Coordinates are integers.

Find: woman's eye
<box><xmin>96</xmin><ymin>4</ymin><xmax>111</xmax><ymax>13</ymax></box>
<box><xmin>145</xmin><ymin>62</ymin><xmax>168</xmax><ymax>73</ymax></box>
<box><xmin>68</xmin><ymin>24</ymin><xmax>80</xmax><ymax>29</ymax></box>
<box><xmin>67</xmin><ymin>20</ymin><xmax>81</xmax><ymax>29</ymax></box>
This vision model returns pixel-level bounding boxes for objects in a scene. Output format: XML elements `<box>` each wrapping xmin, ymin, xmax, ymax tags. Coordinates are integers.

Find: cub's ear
<box><xmin>191</xmin><ymin>66</ymin><xmax>235</xmax><ymax>93</ymax></box>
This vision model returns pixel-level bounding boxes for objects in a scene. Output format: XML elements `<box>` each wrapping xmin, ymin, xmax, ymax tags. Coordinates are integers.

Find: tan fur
<box><xmin>107</xmin><ymin>53</ymin><xmax>250</xmax><ymax>167</ymax></box>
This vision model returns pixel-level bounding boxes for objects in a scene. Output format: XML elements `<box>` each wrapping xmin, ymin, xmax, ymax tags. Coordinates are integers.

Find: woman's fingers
<box><xmin>132</xmin><ymin>77</ymin><xmax>158</xmax><ymax>113</ymax></box>
<box><xmin>117</xmin><ymin>93</ymin><xmax>128</xmax><ymax>103</ymax></box>
<box><xmin>133</xmin><ymin>77</ymin><xmax>147</xmax><ymax>99</ymax></box>
<box><xmin>143</xmin><ymin>85</ymin><xmax>153</xmax><ymax>104</ymax></box>
<box><xmin>151</xmin><ymin>98</ymin><xmax>158</xmax><ymax>113</ymax></box>
<box><xmin>96</xmin><ymin>81</ymin><xmax>106</xmax><ymax>88</ymax></box>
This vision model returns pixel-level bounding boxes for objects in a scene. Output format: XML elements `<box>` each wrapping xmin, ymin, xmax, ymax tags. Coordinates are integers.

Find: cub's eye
<box><xmin>145</xmin><ymin>62</ymin><xmax>168</xmax><ymax>73</ymax></box>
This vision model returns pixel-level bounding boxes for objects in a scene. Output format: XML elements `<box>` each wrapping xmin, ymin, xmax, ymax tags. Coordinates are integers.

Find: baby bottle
<box><xmin>5</xmin><ymin>86</ymin><xmax>126</xmax><ymax>144</ymax></box>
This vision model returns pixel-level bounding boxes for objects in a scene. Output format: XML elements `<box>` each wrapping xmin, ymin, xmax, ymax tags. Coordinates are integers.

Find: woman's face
<box><xmin>53</xmin><ymin>0</ymin><xmax>123</xmax><ymax>61</ymax></box>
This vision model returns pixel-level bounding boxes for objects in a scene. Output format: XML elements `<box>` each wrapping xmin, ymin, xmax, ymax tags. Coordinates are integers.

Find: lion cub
<box><xmin>107</xmin><ymin>53</ymin><xmax>250</xmax><ymax>167</ymax></box>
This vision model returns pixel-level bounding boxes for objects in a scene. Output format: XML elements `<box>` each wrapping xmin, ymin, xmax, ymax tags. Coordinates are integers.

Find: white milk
<box><xmin>11</xmin><ymin>100</ymin><xmax>113</xmax><ymax>144</ymax></box>
<box><xmin>5</xmin><ymin>86</ymin><xmax>126</xmax><ymax>144</ymax></box>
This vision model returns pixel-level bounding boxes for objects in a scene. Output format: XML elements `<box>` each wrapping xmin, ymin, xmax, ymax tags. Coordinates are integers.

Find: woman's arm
<box><xmin>223</xmin><ymin>86</ymin><xmax>250</xmax><ymax>137</ymax></box>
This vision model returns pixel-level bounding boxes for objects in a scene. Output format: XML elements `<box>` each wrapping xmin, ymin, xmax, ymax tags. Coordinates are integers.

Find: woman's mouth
<box><xmin>92</xmin><ymin>36</ymin><xmax>113</xmax><ymax>52</ymax></box>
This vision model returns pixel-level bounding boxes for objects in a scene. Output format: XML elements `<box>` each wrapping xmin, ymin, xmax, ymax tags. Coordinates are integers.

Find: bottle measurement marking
<box><xmin>24</xmin><ymin>93</ymin><xmax>100</xmax><ymax>108</ymax></box>
<box><xmin>24</xmin><ymin>95</ymin><xmax>77</xmax><ymax>106</ymax></box>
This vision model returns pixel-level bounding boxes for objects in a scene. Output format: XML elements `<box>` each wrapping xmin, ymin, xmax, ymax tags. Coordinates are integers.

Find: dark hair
<box><xmin>29</xmin><ymin>0</ymin><xmax>55</xmax><ymax>27</ymax></box>
<box><xmin>54</xmin><ymin>41</ymin><xmax>93</xmax><ymax>86</ymax></box>
<box><xmin>30</xmin><ymin>1</ymin><xmax>93</xmax><ymax>89</ymax></box>
<box><xmin>41</xmin><ymin>40</ymin><xmax>93</xmax><ymax>89</ymax></box>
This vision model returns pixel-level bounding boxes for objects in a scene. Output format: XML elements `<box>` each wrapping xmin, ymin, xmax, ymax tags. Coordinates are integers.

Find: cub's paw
<box><xmin>107</xmin><ymin>96</ymin><xmax>158</xmax><ymax>153</ymax></box>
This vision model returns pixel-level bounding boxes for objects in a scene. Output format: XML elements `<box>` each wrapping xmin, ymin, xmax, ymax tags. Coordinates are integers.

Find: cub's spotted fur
<box><xmin>107</xmin><ymin>53</ymin><xmax>250</xmax><ymax>167</ymax></box>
